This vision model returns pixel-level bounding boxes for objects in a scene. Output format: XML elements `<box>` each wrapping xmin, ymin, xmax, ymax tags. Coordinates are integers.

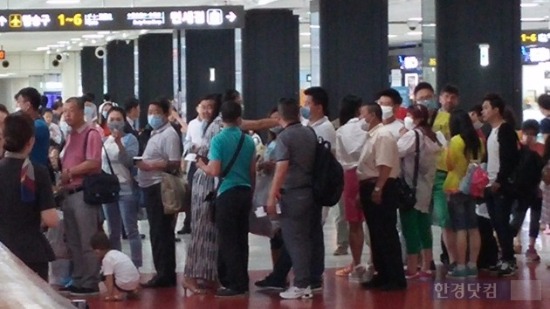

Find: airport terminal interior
<box><xmin>0</xmin><ymin>0</ymin><xmax>550</xmax><ymax>308</ymax></box>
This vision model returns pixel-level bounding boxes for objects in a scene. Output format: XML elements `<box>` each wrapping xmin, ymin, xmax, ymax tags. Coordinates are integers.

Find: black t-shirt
<box><xmin>541</xmin><ymin>117</ymin><xmax>550</xmax><ymax>134</ymax></box>
<box><xmin>0</xmin><ymin>158</ymin><xmax>56</xmax><ymax>263</ymax></box>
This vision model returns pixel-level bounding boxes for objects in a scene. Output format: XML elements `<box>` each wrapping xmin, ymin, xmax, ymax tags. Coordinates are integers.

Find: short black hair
<box><xmin>15</xmin><ymin>87</ymin><xmax>42</xmax><ymax>110</ymax></box>
<box><xmin>90</xmin><ymin>232</ymin><xmax>111</xmax><ymax>251</ymax></box>
<box><xmin>414</xmin><ymin>82</ymin><xmax>435</xmax><ymax>96</ymax></box>
<box><xmin>538</xmin><ymin>94</ymin><xmax>550</xmax><ymax>110</ymax></box>
<box><xmin>53</xmin><ymin>101</ymin><xmax>64</xmax><ymax>110</ymax></box>
<box><xmin>3</xmin><ymin>112</ymin><xmax>35</xmax><ymax>152</ymax></box>
<box><xmin>42</xmin><ymin>108</ymin><xmax>53</xmax><ymax>115</ymax></box>
<box><xmin>339</xmin><ymin>95</ymin><xmax>362</xmax><ymax>126</ymax></box>
<box><xmin>124</xmin><ymin>97</ymin><xmax>140</xmax><ymax>113</ymax></box>
<box><xmin>522</xmin><ymin>119</ymin><xmax>540</xmax><ymax>134</ymax></box>
<box><xmin>469</xmin><ymin>104</ymin><xmax>483</xmax><ymax>117</ymax></box>
<box><xmin>377</xmin><ymin>88</ymin><xmax>403</xmax><ymax>105</ymax></box>
<box><xmin>104</xmin><ymin>93</ymin><xmax>111</xmax><ymax>102</ymax></box>
<box><xmin>366</xmin><ymin>102</ymin><xmax>382</xmax><ymax>120</ymax></box>
<box><xmin>483</xmin><ymin>93</ymin><xmax>506</xmax><ymax>116</ymax></box>
<box><xmin>221</xmin><ymin>101</ymin><xmax>242</xmax><ymax>123</ymax></box>
<box><xmin>223</xmin><ymin>89</ymin><xmax>241</xmax><ymax>102</ymax></box>
<box><xmin>150</xmin><ymin>97</ymin><xmax>171</xmax><ymax>115</ymax></box>
<box><xmin>41</xmin><ymin>95</ymin><xmax>49</xmax><ymax>108</ymax></box>
<box><xmin>278</xmin><ymin>98</ymin><xmax>300</xmax><ymax>122</ymax></box>
<box><xmin>107</xmin><ymin>106</ymin><xmax>127</xmax><ymax>120</ymax></box>
<box><xmin>304</xmin><ymin>87</ymin><xmax>329</xmax><ymax>116</ymax></box>
<box><xmin>84</xmin><ymin>92</ymin><xmax>95</xmax><ymax>102</ymax></box>
<box><xmin>440</xmin><ymin>84</ymin><xmax>460</xmax><ymax>96</ymax></box>
<box><xmin>65</xmin><ymin>96</ymin><xmax>85</xmax><ymax>110</ymax></box>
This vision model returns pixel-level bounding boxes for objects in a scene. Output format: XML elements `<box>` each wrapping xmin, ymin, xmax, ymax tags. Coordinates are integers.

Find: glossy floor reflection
<box><xmin>76</xmin><ymin>209</ymin><xmax>550</xmax><ymax>308</ymax></box>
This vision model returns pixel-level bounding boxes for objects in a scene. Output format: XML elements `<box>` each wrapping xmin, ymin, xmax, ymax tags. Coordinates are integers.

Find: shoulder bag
<box><xmin>396</xmin><ymin>130</ymin><xmax>420</xmax><ymax>211</ymax></box>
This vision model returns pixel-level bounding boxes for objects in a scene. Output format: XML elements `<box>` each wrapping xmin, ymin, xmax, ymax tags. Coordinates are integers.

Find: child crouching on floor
<box><xmin>91</xmin><ymin>232</ymin><xmax>140</xmax><ymax>302</ymax></box>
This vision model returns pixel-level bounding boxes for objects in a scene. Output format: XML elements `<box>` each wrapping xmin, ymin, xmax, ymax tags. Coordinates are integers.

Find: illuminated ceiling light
<box><xmin>521</xmin><ymin>3</ymin><xmax>540</xmax><ymax>7</ymax></box>
<box><xmin>36</xmin><ymin>47</ymin><xmax>49</xmax><ymax>51</ymax></box>
<box><xmin>46</xmin><ymin>0</ymin><xmax>80</xmax><ymax>4</ymax></box>
<box><xmin>423</xmin><ymin>23</ymin><xmax>437</xmax><ymax>27</ymax></box>
<box><xmin>388</xmin><ymin>34</ymin><xmax>398</xmax><ymax>38</ymax></box>
<box><xmin>407</xmin><ymin>31</ymin><xmax>423</xmax><ymax>36</ymax></box>
<box><xmin>522</xmin><ymin>17</ymin><xmax>547</xmax><ymax>21</ymax></box>
<box><xmin>300</xmin><ymin>32</ymin><xmax>311</xmax><ymax>36</ymax></box>
<box><xmin>82</xmin><ymin>34</ymin><xmax>104</xmax><ymax>39</ymax></box>
<box><xmin>408</xmin><ymin>17</ymin><xmax>423</xmax><ymax>22</ymax></box>
<box><xmin>70</xmin><ymin>38</ymin><xmax>81</xmax><ymax>42</ymax></box>
<box><xmin>302</xmin><ymin>44</ymin><xmax>311</xmax><ymax>48</ymax></box>
<box><xmin>140</xmin><ymin>30</ymin><xmax>148</xmax><ymax>35</ymax></box>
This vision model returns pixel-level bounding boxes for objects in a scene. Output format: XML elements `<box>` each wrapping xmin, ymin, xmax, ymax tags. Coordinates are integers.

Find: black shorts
<box><xmin>448</xmin><ymin>193</ymin><xmax>478</xmax><ymax>231</ymax></box>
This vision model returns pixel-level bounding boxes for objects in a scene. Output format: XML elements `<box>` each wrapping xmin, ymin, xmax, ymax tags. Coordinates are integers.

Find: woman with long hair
<box><xmin>183</xmin><ymin>94</ymin><xmax>223</xmax><ymax>294</ymax></box>
<box><xmin>444</xmin><ymin>110</ymin><xmax>484</xmax><ymax>279</ymax></box>
<box><xmin>397</xmin><ymin>104</ymin><xmax>440</xmax><ymax>279</ymax></box>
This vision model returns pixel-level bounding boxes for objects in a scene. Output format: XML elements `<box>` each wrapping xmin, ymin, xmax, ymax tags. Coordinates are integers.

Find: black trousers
<box><xmin>360</xmin><ymin>179</ymin><xmax>405</xmax><ymax>285</ymax></box>
<box><xmin>142</xmin><ymin>184</ymin><xmax>176</xmax><ymax>280</ymax></box>
<box><xmin>485</xmin><ymin>188</ymin><xmax>516</xmax><ymax>261</ymax></box>
<box><xmin>477</xmin><ymin>215</ymin><xmax>499</xmax><ymax>268</ymax></box>
<box><xmin>216</xmin><ymin>186</ymin><xmax>252</xmax><ymax>292</ymax></box>
<box><xmin>27</xmin><ymin>262</ymin><xmax>49</xmax><ymax>282</ymax></box>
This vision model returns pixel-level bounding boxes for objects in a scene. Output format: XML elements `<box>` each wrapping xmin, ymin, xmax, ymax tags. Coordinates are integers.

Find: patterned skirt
<box><xmin>183</xmin><ymin>169</ymin><xmax>218</xmax><ymax>281</ymax></box>
<box><xmin>541</xmin><ymin>183</ymin><xmax>550</xmax><ymax>225</ymax></box>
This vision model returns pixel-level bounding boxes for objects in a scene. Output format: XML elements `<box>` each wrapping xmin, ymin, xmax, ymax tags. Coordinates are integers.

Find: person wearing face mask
<box><xmin>377</xmin><ymin>88</ymin><xmax>404</xmax><ymax>140</ymax></box>
<box><xmin>357</xmin><ymin>103</ymin><xmax>406</xmax><ymax>291</ymax></box>
<box><xmin>83</xmin><ymin>93</ymin><xmax>98</xmax><ymax>124</ymax></box>
<box><xmin>469</xmin><ymin>104</ymin><xmax>490</xmax><ymax>141</ymax></box>
<box><xmin>398</xmin><ymin>104</ymin><xmax>441</xmax><ymax>280</ymax></box>
<box><xmin>14</xmin><ymin>87</ymin><xmax>50</xmax><ymax>168</ymax></box>
<box><xmin>99</xmin><ymin>102</ymin><xmax>113</xmax><ymax>136</ymax></box>
<box><xmin>137</xmin><ymin>99</ymin><xmax>181</xmax><ymax>288</ymax></box>
<box><xmin>101</xmin><ymin>107</ymin><xmax>142</xmax><ymax>269</ymax></box>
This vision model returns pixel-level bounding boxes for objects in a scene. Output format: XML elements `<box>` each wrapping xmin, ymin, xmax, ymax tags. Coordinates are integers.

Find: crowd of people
<box><xmin>0</xmin><ymin>82</ymin><xmax>549</xmax><ymax>302</ymax></box>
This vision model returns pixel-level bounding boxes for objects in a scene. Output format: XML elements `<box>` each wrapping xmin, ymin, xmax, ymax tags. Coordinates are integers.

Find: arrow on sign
<box><xmin>0</xmin><ymin>16</ymin><xmax>7</xmax><ymax>27</ymax></box>
<box><xmin>225</xmin><ymin>11</ymin><xmax>237</xmax><ymax>23</ymax></box>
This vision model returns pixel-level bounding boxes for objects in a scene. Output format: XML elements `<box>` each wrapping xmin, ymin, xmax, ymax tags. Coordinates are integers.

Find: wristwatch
<box><xmin>374</xmin><ymin>186</ymin><xmax>381</xmax><ymax>193</ymax></box>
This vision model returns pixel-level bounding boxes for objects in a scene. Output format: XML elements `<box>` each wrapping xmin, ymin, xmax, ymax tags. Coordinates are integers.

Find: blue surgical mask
<box><xmin>108</xmin><ymin>120</ymin><xmax>125</xmax><ymax>133</ymax></box>
<box><xmin>265</xmin><ymin>141</ymin><xmax>277</xmax><ymax>160</ymax></box>
<box><xmin>300</xmin><ymin>106</ymin><xmax>311</xmax><ymax>119</ymax></box>
<box><xmin>60</xmin><ymin>121</ymin><xmax>71</xmax><ymax>135</ymax></box>
<box><xmin>84</xmin><ymin>105</ymin><xmax>96</xmax><ymax>122</ymax></box>
<box><xmin>148</xmin><ymin>115</ymin><xmax>165</xmax><ymax>130</ymax></box>
<box><xmin>419</xmin><ymin>99</ymin><xmax>438</xmax><ymax>110</ymax></box>
<box><xmin>102</xmin><ymin>111</ymin><xmax>109</xmax><ymax>119</ymax></box>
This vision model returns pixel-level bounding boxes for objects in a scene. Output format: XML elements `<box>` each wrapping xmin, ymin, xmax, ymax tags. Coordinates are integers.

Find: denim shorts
<box><xmin>447</xmin><ymin>193</ymin><xmax>478</xmax><ymax>231</ymax></box>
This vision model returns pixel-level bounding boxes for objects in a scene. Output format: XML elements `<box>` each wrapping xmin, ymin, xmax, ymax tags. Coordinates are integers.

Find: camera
<box><xmin>407</xmin><ymin>20</ymin><xmax>419</xmax><ymax>31</ymax></box>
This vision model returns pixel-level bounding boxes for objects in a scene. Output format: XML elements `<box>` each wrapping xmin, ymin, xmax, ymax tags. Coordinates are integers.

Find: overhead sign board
<box><xmin>0</xmin><ymin>6</ymin><xmax>244</xmax><ymax>32</ymax></box>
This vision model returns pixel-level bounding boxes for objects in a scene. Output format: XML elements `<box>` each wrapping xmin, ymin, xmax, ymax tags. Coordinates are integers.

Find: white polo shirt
<box><xmin>183</xmin><ymin>117</ymin><xmax>204</xmax><ymax>154</ymax></box>
<box><xmin>357</xmin><ymin>123</ymin><xmax>400</xmax><ymax>180</ymax></box>
<box><xmin>308</xmin><ymin>116</ymin><xmax>336</xmax><ymax>147</ymax></box>
<box><xmin>335</xmin><ymin>118</ymin><xmax>367</xmax><ymax>171</ymax></box>
<box><xmin>137</xmin><ymin>122</ymin><xmax>181</xmax><ymax>188</ymax></box>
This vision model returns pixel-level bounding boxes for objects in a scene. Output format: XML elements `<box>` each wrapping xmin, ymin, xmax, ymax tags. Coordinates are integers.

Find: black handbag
<box><xmin>396</xmin><ymin>130</ymin><xmax>420</xmax><ymax>211</ymax></box>
<box><xmin>82</xmin><ymin>131</ymin><xmax>120</xmax><ymax>205</ymax></box>
<box><xmin>206</xmin><ymin>133</ymin><xmax>246</xmax><ymax>222</ymax></box>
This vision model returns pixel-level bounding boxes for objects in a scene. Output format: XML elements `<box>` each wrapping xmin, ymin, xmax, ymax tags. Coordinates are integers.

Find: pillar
<box><xmin>107</xmin><ymin>40</ymin><xmax>135</xmax><ymax>104</ymax></box>
<box><xmin>80</xmin><ymin>47</ymin><xmax>102</xmax><ymax>100</ymax></box>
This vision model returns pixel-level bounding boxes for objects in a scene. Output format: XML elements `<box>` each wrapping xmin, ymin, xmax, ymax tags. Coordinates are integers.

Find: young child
<box><xmin>91</xmin><ymin>232</ymin><xmax>140</xmax><ymax>302</ymax></box>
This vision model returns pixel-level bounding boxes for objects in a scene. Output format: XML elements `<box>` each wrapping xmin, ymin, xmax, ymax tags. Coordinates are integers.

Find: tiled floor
<box><xmin>76</xmin><ymin>209</ymin><xmax>550</xmax><ymax>308</ymax></box>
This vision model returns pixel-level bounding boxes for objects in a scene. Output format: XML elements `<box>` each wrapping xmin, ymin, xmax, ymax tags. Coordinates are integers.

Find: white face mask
<box><xmin>361</xmin><ymin>119</ymin><xmax>370</xmax><ymax>131</ymax></box>
<box><xmin>473</xmin><ymin>121</ymin><xmax>483</xmax><ymax>130</ymax></box>
<box><xmin>381</xmin><ymin>106</ymin><xmax>393</xmax><ymax>120</ymax></box>
<box><xmin>404</xmin><ymin>116</ymin><xmax>415</xmax><ymax>130</ymax></box>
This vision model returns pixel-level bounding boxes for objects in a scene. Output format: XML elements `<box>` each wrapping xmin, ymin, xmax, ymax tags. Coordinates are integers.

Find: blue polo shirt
<box><xmin>30</xmin><ymin>118</ymin><xmax>50</xmax><ymax>167</ymax></box>
<box><xmin>209</xmin><ymin>126</ymin><xmax>255</xmax><ymax>195</ymax></box>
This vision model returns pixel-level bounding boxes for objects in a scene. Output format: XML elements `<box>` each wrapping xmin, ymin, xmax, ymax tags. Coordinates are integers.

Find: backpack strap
<box><xmin>216</xmin><ymin>132</ymin><xmax>246</xmax><ymax>191</ymax></box>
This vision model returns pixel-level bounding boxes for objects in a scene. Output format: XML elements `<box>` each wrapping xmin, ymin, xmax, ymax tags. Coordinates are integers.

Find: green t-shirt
<box><xmin>209</xmin><ymin>126</ymin><xmax>256</xmax><ymax>195</ymax></box>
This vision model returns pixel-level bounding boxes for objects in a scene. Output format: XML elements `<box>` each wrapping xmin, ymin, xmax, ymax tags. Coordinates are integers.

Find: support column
<box><xmin>185</xmin><ymin>29</ymin><xmax>235</xmax><ymax>120</ymax></box>
<box><xmin>436</xmin><ymin>0</ymin><xmax>522</xmax><ymax>120</ymax></box>
<box><xmin>107</xmin><ymin>40</ymin><xmax>135</xmax><ymax>104</ymax></box>
<box><xmin>319</xmin><ymin>0</ymin><xmax>389</xmax><ymax>118</ymax></box>
<box><xmin>242</xmin><ymin>9</ymin><xmax>299</xmax><ymax>119</ymax></box>
<box><xmin>80</xmin><ymin>47</ymin><xmax>103</xmax><ymax>100</ymax></box>
<box><xmin>138</xmin><ymin>33</ymin><xmax>174</xmax><ymax>127</ymax></box>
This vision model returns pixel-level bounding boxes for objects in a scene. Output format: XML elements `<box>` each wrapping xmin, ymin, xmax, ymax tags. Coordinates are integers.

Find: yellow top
<box><xmin>432</xmin><ymin>111</ymin><xmax>451</xmax><ymax>172</ymax></box>
<box><xmin>444</xmin><ymin>135</ymin><xmax>485</xmax><ymax>192</ymax></box>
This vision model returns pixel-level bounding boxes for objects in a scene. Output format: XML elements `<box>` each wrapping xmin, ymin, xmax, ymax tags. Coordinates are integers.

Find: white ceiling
<box><xmin>0</xmin><ymin>0</ymin><xmax>547</xmax><ymax>54</ymax></box>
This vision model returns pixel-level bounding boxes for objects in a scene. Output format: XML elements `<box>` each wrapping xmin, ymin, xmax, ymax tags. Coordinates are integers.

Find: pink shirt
<box><xmin>61</xmin><ymin>124</ymin><xmax>102</xmax><ymax>189</ymax></box>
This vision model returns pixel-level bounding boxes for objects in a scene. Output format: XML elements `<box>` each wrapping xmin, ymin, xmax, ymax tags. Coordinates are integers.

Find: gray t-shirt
<box><xmin>275</xmin><ymin>123</ymin><xmax>317</xmax><ymax>189</ymax></box>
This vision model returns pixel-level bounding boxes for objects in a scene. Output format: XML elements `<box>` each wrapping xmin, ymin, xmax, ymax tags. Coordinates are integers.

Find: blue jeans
<box><xmin>103</xmin><ymin>194</ymin><xmax>143</xmax><ymax>267</ymax></box>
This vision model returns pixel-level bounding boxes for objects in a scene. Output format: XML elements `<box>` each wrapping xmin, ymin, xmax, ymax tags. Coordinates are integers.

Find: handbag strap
<box><xmin>412</xmin><ymin>130</ymin><xmax>420</xmax><ymax>190</ymax></box>
<box><xmin>82</xmin><ymin>129</ymin><xmax>115</xmax><ymax>175</ymax></box>
<box><xmin>217</xmin><ymin>132</ymin><xmax>246</xmax><ymax>189</ymax></box>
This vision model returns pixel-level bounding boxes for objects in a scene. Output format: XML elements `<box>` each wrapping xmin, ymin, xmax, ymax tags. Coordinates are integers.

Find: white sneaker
<box><xmin>349</xmin><ymin>265</ymin><xmax>370</xmax><ymax>282</ymax></box>
<box><xmin>279</xmin><ymin>286</ymin><xmax>313</xmax><ymax>299</ymax></box>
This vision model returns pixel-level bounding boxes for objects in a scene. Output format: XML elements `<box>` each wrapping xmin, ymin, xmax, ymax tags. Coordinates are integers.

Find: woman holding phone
<box><xmin>101</xmin><ymin>106</ymin><xmax>142</xmax><ymax>268</ymax></box>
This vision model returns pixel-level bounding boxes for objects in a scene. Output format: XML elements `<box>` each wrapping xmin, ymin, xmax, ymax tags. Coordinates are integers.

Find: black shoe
<box><xmin>361</xmin><ymin>276</ymin><xmax>386</xmax><ymax>290</ymax></box>
<box><xmin>141</xmin><ymin>276</ymin><xmax>177</xmax><ymax>288</ymax></box>
<box><xmin>70</xmin><ymin>287</ymin><xmax>99</xmax><ymax>296</ymax></box>
<box><xmin>58</xmin><ymin>285</ymin><xmax>78</xmax><ymax>294</ymax></box>
<box><xmin>254</xmin><ymin>277</ymin><xmax>286</xmax><ymax>290</ymax></box>
<box><xmin>177</xmin><ymin>227</ymin><xmax>191</xmax><ymax>235</ymax></box>
<box><xmin>215</xmin><ymin>287</ymin><xmax>246</xmax><ymax>297</ymax></box>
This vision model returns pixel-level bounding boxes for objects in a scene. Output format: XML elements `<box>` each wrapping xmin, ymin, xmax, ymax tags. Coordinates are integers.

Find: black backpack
<box><xmin>512</xmin><ymin>145</ymin><xmax>544</xmax><ymax>197</ymax></box>
<box><xmin>308</xmin><ymin>129</ymin><xmax>344</xmax><ymax>207</ymax></box>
